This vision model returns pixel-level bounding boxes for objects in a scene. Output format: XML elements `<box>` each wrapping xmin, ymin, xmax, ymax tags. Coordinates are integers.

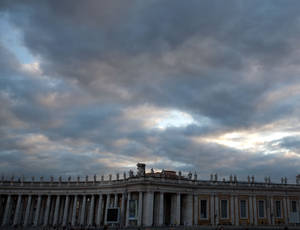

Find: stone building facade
<box><xmin>0</xmin><ymin>163</ymin><xmax>300</xmax><ymax>228</ymax></box>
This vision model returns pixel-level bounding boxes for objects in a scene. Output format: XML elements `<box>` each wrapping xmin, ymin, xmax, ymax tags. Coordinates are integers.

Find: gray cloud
<box><xmin>1</xmin><ymin>1</ymin><xmax>300</xmax><ymax>181</ymax></box>
<box><xmin>279</xmin><ymin>136</ymin><xmax>300</xmax><ymax>153</ymax></box>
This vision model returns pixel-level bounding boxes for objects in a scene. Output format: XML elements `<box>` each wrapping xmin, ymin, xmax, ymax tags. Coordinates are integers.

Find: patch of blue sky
<box><xmin>0</xmin><ymin>13</ymin><xmax>35</xmax><ymax>64</ymax></box>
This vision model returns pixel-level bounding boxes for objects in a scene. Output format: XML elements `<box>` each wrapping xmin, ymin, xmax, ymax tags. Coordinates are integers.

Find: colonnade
<box><xmin>0</xmin><ymin>193</ymin><xmax>126</xmax><ymax>227</ymax></box>
<box><xmin>1</xmin><ymin>191</ymin><xmax>300</xmax><ymax>227</ymax></box>
<box><xmin>0</xmin><ymin>191</ymin><xmax>187</xmax><ymax>227</ymax></box>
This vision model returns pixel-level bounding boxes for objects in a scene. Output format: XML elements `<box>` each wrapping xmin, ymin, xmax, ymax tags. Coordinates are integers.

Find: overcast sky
<box><xmin>1</xmin><ymin>0</ymin><xmax>300</xmax><ymax>182</ymax></box>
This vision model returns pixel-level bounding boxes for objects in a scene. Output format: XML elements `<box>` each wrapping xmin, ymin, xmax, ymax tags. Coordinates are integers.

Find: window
<box><xmin>291</xmin><ymin>201</ymin><xmax>297</xmax><ymax>213</ymax></box>
<box><xmin>240</xmin><ymin>200</ymin><xmax>247</xmax><ymax>218</ymax></box>
<box><xmin>275</xmin><ymin>200</ymin><xmax>282</xmax><ymax>218</ymax></box>
<box><xmin>258</xmin><ymin>200</ymin><xmax>265</xmax><ymax>218</ymax></box>
<box><xmin>200</xmin><ymin>200</ymin><xmax>208</xmax><ymax>219</ymax></box>
<box><xmin>221</xmin><ymin>200</ymin><xmax>228</xmax><ymax>219</ymax></box>
<box><xmin>128</xmin><ymin>200</ymin><xmax>137</xmax><ymax>219</ymax></box>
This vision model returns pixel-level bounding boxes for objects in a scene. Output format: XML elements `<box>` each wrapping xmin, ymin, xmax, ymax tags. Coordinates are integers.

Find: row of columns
<box><xmin>141</xmin><ymin>192</ymin><xmax>183</xmax><ymax>226</ymax></box>
<box><xmin>1</xmin><ymin>193</ymin><xmax>124</xmax><ymax>227</ymax></box>
<box><xmin>1</xmin><ymin>192</ymin><xmax>297</xmax><ymax>227</ymax></box>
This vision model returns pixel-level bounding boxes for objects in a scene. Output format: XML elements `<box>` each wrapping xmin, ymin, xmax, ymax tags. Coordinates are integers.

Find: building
<box><xmin>0</xmin><ymin>163</ymin><xmax>300</xmax><ymax>228</ymax></box>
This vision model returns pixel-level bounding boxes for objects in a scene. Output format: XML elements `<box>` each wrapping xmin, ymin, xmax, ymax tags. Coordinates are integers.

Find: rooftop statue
<box><xmin>137</xmin><ymin>163</ymin><xmax>146</xmax><ymax>176</ymax></box>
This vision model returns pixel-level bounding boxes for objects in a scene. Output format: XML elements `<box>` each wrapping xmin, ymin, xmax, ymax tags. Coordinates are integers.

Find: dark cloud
<box><xmin>0</xmin><ymin>1</ymin><xmax>300</xmax><ymax>181</ymax></box>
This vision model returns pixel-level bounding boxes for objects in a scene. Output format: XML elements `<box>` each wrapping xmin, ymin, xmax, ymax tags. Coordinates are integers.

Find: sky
<box><xmin>0</xmin><ymin>0</ymin><xmax>300</xmax><ymax>183</ymax></box>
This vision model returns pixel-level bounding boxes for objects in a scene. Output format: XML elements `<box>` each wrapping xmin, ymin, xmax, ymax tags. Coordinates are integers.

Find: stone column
<box><xmin>104</xmin><ymin>194</ymin><xmax>110</xmax><ymax>225</ymax></box>
<box><xmin>210</xmin><ymin>195</ymin><xmax>215</xmax><ymax>226</ymax></box>
<box><xmin>283</xmin><ymin>196</ymin><xmax>288</xmax><ymax>224</ymax></box>
<box><xmin>253</xmin><ymin>196</ymin><xmax>257</xmax><ymax>225</ymax></box>
<box><xmin>186</xmin><ymin>194</ymin><xmax>193</xmax><ymax>225</ymax></box>
<box><xmin>235</xmin><ymin>196</ymin><xmax>239</xmax><ymax>226</ymax></box>
<box><xmin>176</xmin><ymin>193</ymin><xmax>181</xmax><ymax>226</ymax></box>
<box><xmin>249</xmin><ymin>196</ymin><xmax>253</xmax><ymax>225</ymax></box>
<box><xmin>147</xmin><ymin>191</ymin><xmax>154</xmax><ymax>226</ymax></box>
<box><xmin>138</xmin><ymin>191</ymin><xmax>143</xmax><ymax>226</ymax></box>
<box><xmin>63</xmin><ymin>195</ymin><xmax>70</xmax><ymax>226</ymax></box>
<box><xmin>72</xmin><ymin>195</ymin><xmax>78</xmax><ymax>226</ymax></box>
<box><xmin>159</xmin><ymin>192</ymin><xmax>164</xmax><ymax>226</ymax></box>
<box><xmin>120</xmin><ymin>193</ymin><xmax>125</xmax><ymax>226</ymax></box>
<box><xmin>88</xmin><ymin>195</ymin><xmax>95</xmax><ymax>225</ymax></box>
<box><xmin>23</xmin><ymin>195</ymin><xmax>32</xmax><ymax>226</ymax></box>
<box><xmin>13</xmin><ymin>194</ymin><xmax>22</xmax><ymax>226</ymax></box>
<box><xmin>287</xmin><ymin>196</ymin><xmax>291</xmax><ymax>224</ymax></box>
<box><xmin>270</xmin><ymin>196</ymin><xmax>274</xmax><ymax>225</ymax></box>
<box><xmin>2</xmin><ymin>195</ymin><xmax>11</xmax><ymax>226</ymax></box>
<box><xmin>96</xmin><ymin>194</ymin><xmax>103</xmax><ymax>226</ymax></box>
<box><xmin>53</xmin><ymin>195</ymin><xmax>60</xmax><ymax>226</ymax></box>
<box><xmin>126</xmin><ymin>192</ymin><xmax>131</xmax><ymax>226</ymax></box>
<box><xmin>114</xmin><ymin>193</ymin><xmax>118</xmax><ymax>207</ymax></box>
<box><xmin>267</xmin><ymin>196</ymin><xmax>271</xmax><ymax>225</ymax></box>
<box><xmin>80</xmin><ymin>195</ymin><xmax>87</xmax><ymax>225</ymax></box>
<box><xmin>43</xmin><ymin>195</ymin><xmax>51</xmax><ymax>226</ymax></box>
<box><xmin>33</xmin><ymin>195</ymin><xmax>42</xmax><ymax>226</ymax></box>
<box><xmin>215</xmin><ymin>195</ymin><xmax>219</xmax><ymax>225</ymax></box>
<box><xmin>230</xmin><ymin>195</ymin><xmax>234</xmax><ymax>225</ymax></box>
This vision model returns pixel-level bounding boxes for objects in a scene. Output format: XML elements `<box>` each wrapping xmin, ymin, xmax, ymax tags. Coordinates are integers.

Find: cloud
<box><xmin>0</xmin><ymin>1</ymin><xmax>300</xmax><ymax>181</ymax></box>
<box><xmin>279</xmin><ymin>136</ymin><xmax>300</xmax><ymax>153</ymax></box>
